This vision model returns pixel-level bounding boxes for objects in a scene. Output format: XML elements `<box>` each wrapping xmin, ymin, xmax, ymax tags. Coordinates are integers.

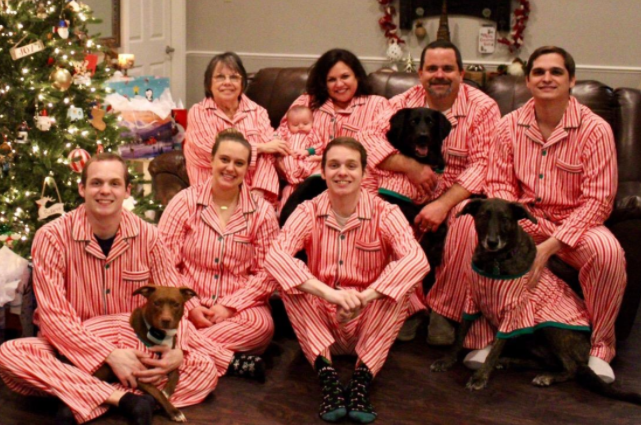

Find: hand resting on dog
<box><xmin>135</xmin><ymin>345</ymin><xmax>184</xmax><ymax>385</ymax></box>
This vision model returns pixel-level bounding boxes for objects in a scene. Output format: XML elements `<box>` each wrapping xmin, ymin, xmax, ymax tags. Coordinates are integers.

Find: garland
<box><xmin>375</xmin><ymin>0</ymin><xmax>530</xmax><ymax>52</ymax></box>
<box><xmin>377</xmin><ymin>0</ymin><xmax>404</xmax><ymax>45</ymax></box>
<box><xmin>498</xmin><ymin>0</ymin><xmax>531</xmax><ymax>52</ymax></box>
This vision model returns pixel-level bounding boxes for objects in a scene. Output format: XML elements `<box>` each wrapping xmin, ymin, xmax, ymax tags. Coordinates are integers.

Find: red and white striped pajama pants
<box><xmin>281</xmin><ymin>289</ymin><xmax>409</xmax><ymax>376</ymax></box>
<box><xmin>0</xmin><ymin>314</ymin><xmax>218</xmax><ymax>424</ymax></box>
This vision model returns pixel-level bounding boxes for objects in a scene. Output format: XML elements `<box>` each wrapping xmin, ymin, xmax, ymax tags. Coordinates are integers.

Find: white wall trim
<box><xmin>187</xmin><ymin>51</ymin><xmax>641</xmax><ymax>75</ymax></box>
<box><xmin>170</xmin><ymin>0</ymin><xmax>187</xmax><ymax>104</ymax></box>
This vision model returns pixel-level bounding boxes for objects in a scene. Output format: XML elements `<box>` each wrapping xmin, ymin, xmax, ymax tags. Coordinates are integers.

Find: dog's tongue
<box><xmin>415</xmin><ymin>146</ymin><xmax>429</xmax><ymax>157</ymax></box>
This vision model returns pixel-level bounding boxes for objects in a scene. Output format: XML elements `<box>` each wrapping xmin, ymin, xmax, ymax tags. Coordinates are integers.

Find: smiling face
<box><xmin>418</xmin><ymin>48</ymin><xmax>464</xmax><ymax>106</ymax></box>
<box><xmin>79</xmin><ymin>159</ymin><xmax>131</xmax><ymax>221</ymax></box>
<box><xmin>210</xmin><ymin>62</ymin><xmax>243</xmax><ymax>105</ymax></box>
<box><xmin>322</xmin><ymin>145</ymin><xmax>364</xmax><ymax>198</ymax></box>
<box><xmin>326</xmin><ymin>61</ymin><xmax>358</xmax><ymax>109</ymax></box>
<box><xmin>210</xmin><ymin>140</ymin><xmax>250</xmax><ymax>191</ymax></box>
<box><xmin>526</xmin><ymin>53</ymin><xmax>576</xmax><ymax>103</ymax></box>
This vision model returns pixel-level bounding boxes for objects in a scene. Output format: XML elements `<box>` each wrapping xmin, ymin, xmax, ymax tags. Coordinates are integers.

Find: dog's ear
<box><xmin>456</xmin><ymin>198</ymin><xmax>484</xmax><ymax>218</ymax></box>
<box><xmin>180</xmin><ymin>287</ymin><xmax>199</xmax><ymax>301</ymax></box>
<box><xmin>133</xmin><ymin>285</ymin><xmax>156</xmax><ymax>298</ymax></box>
<box><xmin>509</xmin><ymin>202</ymin><xmax>538</xmax><ymax>224</ymax></box>
<box><xmin>386</xmin><ymin>109</ymin><xmax>409</xmax><ymax>148</ymax></box>
<box><xmin>436</xmin><ymin>111</ymin><xmax>452</xmax><ymax>142</ymax></box>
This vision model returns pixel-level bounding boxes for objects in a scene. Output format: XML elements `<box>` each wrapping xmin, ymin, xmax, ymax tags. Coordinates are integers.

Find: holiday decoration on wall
<box><xmin>377</xmin><ymin>0</ymin><xmax>404</xmax><ymax>46</ymax></box>
<box><xmin>414</xmin><ymin>21</ymin><xmax>427</xmax><ymax>40</ymax></box>
<box><xmin>0</xmin><ymin>1</ymin><xmax>131</xmax><ymax>258</ymax></box>
<box><xmin>67</xmin><ymin>147</ymin><xmax>91</xmax><ymax>173</ymax></box>
<box><xmin>497</xmin><ymin>0</ymin><xmax>530</xmax><ymax>52</ymax></box>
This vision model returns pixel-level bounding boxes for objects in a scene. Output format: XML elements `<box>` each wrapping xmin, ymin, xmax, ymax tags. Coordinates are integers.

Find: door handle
<box><xmin>165</xmin><ymin>45</ymin><xmax>175</xmax><ymax>54</ymax></box>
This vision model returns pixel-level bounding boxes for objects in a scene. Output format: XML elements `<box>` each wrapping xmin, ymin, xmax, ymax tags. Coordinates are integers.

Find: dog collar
<box><xmin>471</xmin><ymin>261</ymin><xmax>531</xmax><ymax>280</ymax></box>
<box><xmin>142</xmin><ymin>317</ymin><xmax>177</xmax><ymax>348</ymax></box>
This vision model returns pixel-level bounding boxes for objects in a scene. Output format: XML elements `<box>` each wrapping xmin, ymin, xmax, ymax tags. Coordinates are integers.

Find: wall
<box><xmin>186</xmin><ymin>0</ymin><xmax>641</xmax><ymax>107</ymax></box>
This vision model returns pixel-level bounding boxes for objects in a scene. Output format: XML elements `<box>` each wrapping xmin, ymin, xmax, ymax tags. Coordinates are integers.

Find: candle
<box><xmin>117</xmin><ymin>54</ymin><xmax>135</xmax><ymax>75</ymax></box>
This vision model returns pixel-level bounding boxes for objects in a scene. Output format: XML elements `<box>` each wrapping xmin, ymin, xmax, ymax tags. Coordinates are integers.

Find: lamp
<box><xmin>117</xmin><ymin>54</ymin><xmax>135</xmax><ymax>76</ymax></box>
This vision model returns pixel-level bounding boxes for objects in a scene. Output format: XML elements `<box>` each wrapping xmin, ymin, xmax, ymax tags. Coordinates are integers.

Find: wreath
<box><xmin>376</xmin><ymin>0</ymin><xmax>404</xmax><ymax>45</ymax></box>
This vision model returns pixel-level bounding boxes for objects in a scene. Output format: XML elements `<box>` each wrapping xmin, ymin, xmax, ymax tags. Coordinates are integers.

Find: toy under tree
<box><xmin>0</xmin><ymin>0</ymin><xmax>130</xmax><ymax>258</ymax></box>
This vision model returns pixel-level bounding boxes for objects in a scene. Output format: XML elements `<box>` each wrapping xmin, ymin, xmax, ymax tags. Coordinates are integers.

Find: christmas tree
<box><xmin>0</xmin><ymin>0</ymin><xmax>127</xmax><ymax>258</ymax></box>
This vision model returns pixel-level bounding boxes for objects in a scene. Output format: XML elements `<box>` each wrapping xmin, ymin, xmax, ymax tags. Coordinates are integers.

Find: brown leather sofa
<box><xmin>149</xmin><ymin>68</ymin><xmax>641</xmax><ymax>341</ymax></box>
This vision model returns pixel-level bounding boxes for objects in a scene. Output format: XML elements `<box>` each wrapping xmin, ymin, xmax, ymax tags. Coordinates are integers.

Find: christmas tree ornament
<box><xmin>84</xmin><ymin>53</ymin><xmax>98</xmax><ymax>75</ymax></box>
<box><xmin>16</xmin><ymin>122</ymin><xmax>29</xmax><ymax>144</ymax></box>
<box><xmin>415</xmin><ymin>21</ymin><xmax>427</xmax><ymax>40</ymax></box>
<box><xmin>36</xmin><ymin>178</ymin><xmax>65</xmax><ymax>221</ymax></box>
<box><xmin>72</xmin><ymin>60</ymin><xmax>91</xmax><ymax>86</ymax></box>
<box><xmin>96</xmin><ymin>142</ymin><xmax>104</xmax><ymax>154</ymax></box>
<box><xmin>90</xmin><ymin>107</ymin><xmax>106</xmax><ymax>131</ymax></box>
<box><xmin>36</xmin><ymin>2</ymin><xmax>47</xmax><ymax>19</ymax></box>
<box><xmin>0</xmin><ymin>139</ymin><xmax>14</xmax><ymax>173</ymax></box>
<box><xmin>50</xmin><ymin>67</ymin><xmax>73</xmax><ymax>91</ymax></box>
<box><xmin>10</xmin><ymin>35</ymin><xmax>45</xmax><ymax>60</ymax></box>
<box><xmin>57</xmin><ymin>20</ymin><xmax>70</xmax><ymax>39</ymax></box>
<box><xmin>67</xmin><ymin>105</ymin><xmax>84</xmax><ymax>121</ymax></box>
<box><xmin>66</xmin><ymin>0</ymin><xmax>81</xmax><ymax>12</ymax></box>
<box><xmin>68</xmin><ymin>147</ymin><xmax>91</xmax><ymax>173</ymax></box>
<box><xmin>35</xmin><ymin>109</ymin><xmax>54</xmax><ymax>131</ymax></box>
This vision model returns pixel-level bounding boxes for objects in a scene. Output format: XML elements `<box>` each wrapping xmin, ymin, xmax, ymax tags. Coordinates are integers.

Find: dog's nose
<box><xmin>486</xmin><ymin>238</ymin><xmax>499</xmax><ymax>250</ymax></box>
<box><xmin>161</xmin><ymin>319</ymin><xmax>172</xmax><ymax>329</ymax></box>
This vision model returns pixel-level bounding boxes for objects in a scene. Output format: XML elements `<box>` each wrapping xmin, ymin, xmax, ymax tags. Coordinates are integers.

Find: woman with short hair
<box><xmin>184</xmin><ymin>52</ymin><xmax>289</xmax><ymax>203</ymax></box>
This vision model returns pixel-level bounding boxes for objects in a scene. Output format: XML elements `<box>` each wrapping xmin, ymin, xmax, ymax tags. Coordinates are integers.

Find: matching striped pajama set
<box><xmin>359</xmin><ymin>84</ymin><xmax>501</xmax><ymax>317</ymax></box>
<box><xmin>477</xmin><ymin>97</ymin><xmax>627</xmax><ymax>362</ymax></box>
<box><xmin>0</xmin><ymin>207</ymin><xmax>219</xmax><ymax>423</ymax></box>
<box><xmin>158</xmin><ymin>180</ymin><xmax>280</xmax><ymax>374</ymax></box>
<box><xmin>265</xmin><ymin>190</ymin><xmax>429</xmax><ymax>376</ymax></box>
<box><xmin>184</xmin><ymin>95</ymin><xmax>280</xmax><ymax>202</ymax></box>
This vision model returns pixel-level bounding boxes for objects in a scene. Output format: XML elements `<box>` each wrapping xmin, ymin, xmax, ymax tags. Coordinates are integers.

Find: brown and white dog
<box><xmin>94</xmin><ymin>285</ymin><xmax>198</xmax><ymax>422</ymax></box>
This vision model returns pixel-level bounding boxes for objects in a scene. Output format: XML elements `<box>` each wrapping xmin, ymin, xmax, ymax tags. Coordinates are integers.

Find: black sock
<box><xmin>315</xmin><ymin>356</ymin><xmax>347</xmax><ymax>422</ymax></box>
<box><xmin>118</xmin><ymin>393</ymin><xmax>154</xmax><ymax>425</ymax></box>
<box><xmin>55</xmin><ymin>401</ymin><xmax>76</xmax><ymax>425</ymax></box>
<box><xmin>347</xmin><ymin>363</ymin><xmax>377</xmax><ymax>423</ymax></box>
<box><xmin>226</xmin><ymin>353</ymin><xmax>266</xmax><ymax>382</ymax></box>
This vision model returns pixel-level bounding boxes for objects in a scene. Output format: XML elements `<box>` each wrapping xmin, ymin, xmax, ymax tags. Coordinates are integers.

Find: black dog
<box><xmin>431</xmin><ymin>198</ymin><xmax>641</xmax><ymax>405</ymax></box>
<box><xmin>379</xmin><ymin>108</ymin><xmax>451</xmax><ymax>290</ymax></box>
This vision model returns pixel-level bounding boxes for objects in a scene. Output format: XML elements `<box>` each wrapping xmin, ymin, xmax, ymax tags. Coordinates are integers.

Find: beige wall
<box><xmin>186</xmin><ymin>0</ymin><xmax>641</xmax><ymax>107</ymax></box>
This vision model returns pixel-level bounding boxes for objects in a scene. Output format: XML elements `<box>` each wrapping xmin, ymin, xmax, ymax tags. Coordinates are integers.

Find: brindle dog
<box><xmin>431</xmin><ymin>198</ymin><xmax>641</xmax><ymax>405</ymax></box>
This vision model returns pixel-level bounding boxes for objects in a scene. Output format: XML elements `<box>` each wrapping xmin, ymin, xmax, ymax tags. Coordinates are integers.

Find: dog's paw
<box><xmin>169</xmin><ymin>408</ymin><xmax>187</xmax><ymax>422</ymax></box>
<box><xmin>431</xmin><ymin>357</ymin><xmax>456</xmax><ymax>372</ymax></box>
<box><xmin>466</xmin><ymin>374</ymin><xmax>489</xmax><ymax>391</ymax></box>
<box><xmin>532</xmin><ymin>374</ymin><xmax>554</xmax><ymax>387</ymax></box>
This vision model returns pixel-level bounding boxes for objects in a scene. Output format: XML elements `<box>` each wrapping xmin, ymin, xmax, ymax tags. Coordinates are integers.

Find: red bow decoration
<box><xmin>377</xmin><ymin>0</ymin><xmax>404</xmax><ymax>44</ymax></box>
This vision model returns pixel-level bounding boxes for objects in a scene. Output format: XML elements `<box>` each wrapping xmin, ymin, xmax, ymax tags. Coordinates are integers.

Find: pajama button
<box><xmin>215</xmin><ymin>258</ymin><xmax>219</xmax><ymax>263</ymax></box>
<box><xmin>536</xmin><ymin>197</ymin><xmax>542</xmax><ymax>202</ymax></box>
<box><xmin>105</xmin><ymin>264</ymin><xmax>110</xmax><ymax>269</ymax></box>
<box><xmin>218</xmin><ymin>236</ymin><xmax>223</xmax><ymax>241</ymax></box>
<box><xmin>215</xmin><ymin>274</ymin><xmax>219</xmax><ymax>279</ymax></box>
<box><xmin>339</xmin><ymin>260</ymin><xmax>344</xmax><ymax>265</ymax></box>
<box><xmin>542</xmin><ymin>150</ymin><xmax>547</xmax><ymax>156</ymax></box>
<box><xmin>105</xmin><ymin>289</ymin><xmax>111</xmax><ymax>294</ymax></box>
<box><xmin>340</xmin><ymin>235</ymin><xmax>346</xmax><ymax>240</ymax></box>
<box><xmin>539</xmin><ymin>174</ymin><xmax>544</xmax><ymax>179</ymax></box>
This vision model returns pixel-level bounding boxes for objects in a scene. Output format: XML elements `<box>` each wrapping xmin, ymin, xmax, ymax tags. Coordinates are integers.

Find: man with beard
<box><xmin>360</xmin><ymin>40</ymin><xmax>500</xmax><ymax>345</ymax></box>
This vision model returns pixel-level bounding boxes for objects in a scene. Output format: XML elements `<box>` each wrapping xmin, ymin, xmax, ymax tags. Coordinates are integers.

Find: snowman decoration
<box><xmin>386</xmin><ymin>39</ymin><xmax>404</xmax><ymax>71</ymax></box>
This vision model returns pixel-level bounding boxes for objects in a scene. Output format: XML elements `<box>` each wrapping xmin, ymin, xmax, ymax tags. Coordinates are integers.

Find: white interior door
<box><xmin>121</xmin><ymin>0</ymin><xmax>186</xmax><ymax>103</ymax></box>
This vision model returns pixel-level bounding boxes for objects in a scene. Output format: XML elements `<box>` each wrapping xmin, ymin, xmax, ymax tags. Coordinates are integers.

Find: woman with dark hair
<box><xmin>160</xmin><ymin>129</ymin><xmax>279</xmax><ymax>382</ymax></box>
<box><xmin>276</xmin><ymin>49</ymin><xmax>391</xmax><ymax>223</ymax></box>
<box><xmin>184</xmin><ymin>52</ymin><xmax>289</xmax><ymax>204</ymax></box>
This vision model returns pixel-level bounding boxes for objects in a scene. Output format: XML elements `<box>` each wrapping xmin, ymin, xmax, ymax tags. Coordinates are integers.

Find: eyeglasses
<box><xmin>213</xmin><ymin>73</ymin><xmax>242</xmax><ymax>84</ymax></box>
